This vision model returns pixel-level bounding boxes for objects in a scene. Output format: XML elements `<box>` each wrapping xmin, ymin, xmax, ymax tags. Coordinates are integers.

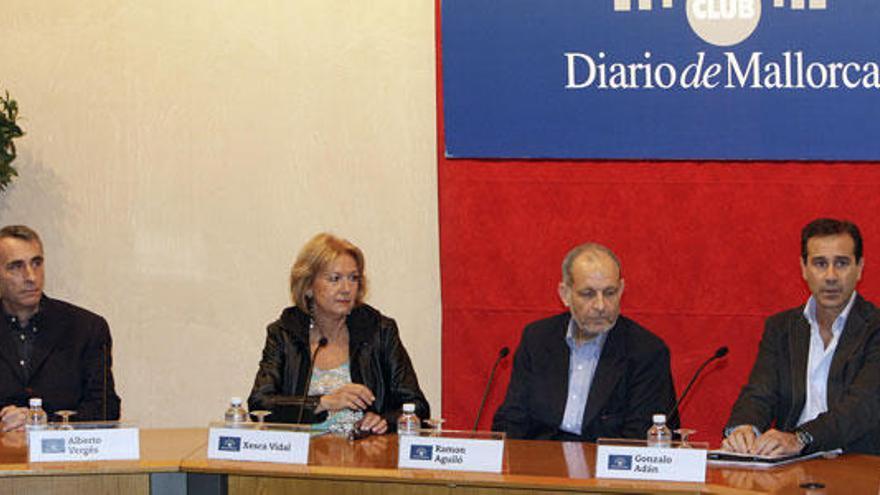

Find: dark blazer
<box><xmin>248</xmin><ymin>304</ymin><xmax>430</xmax><ymax>429</ymax></box>
<box><xmin>0</xmin><ymin>296</ymin><xmax>121</xmax><ymax>421</ymax></box>
<box><xmin>492</xmin><ymin>313</ymin><xmax>677</xmax><ymax>441</ymax></box>
<box><xmin>726</xmin><ymin>295</ymin><xmax>880</xmax><ymax>454</ymax></box>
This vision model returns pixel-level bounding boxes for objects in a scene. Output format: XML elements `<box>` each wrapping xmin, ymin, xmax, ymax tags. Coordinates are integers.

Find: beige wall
<box><xmin>0</xmin><ymin>1</ymin><xmax>439</xmax><ymax>427</ymax></box>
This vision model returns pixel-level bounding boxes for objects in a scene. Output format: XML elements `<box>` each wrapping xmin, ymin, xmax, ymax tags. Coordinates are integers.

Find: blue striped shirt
<box><xmin>560</xmin><ymin>318</ymin><xmax>608</xmax><ymax>435</ymax></box>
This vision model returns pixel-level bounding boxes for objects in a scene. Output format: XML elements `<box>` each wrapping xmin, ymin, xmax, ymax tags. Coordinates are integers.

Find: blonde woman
<box><xmin>248</xmin><ymin>233</ymin><xmax>429</xmax><ymax>435</ymax></box>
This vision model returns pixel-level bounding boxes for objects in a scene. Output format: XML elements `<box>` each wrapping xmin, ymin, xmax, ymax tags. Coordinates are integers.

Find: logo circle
<box><xmin>686</xmin><ymin>0</ymin><xmax>761</xmax><ymax>47</ymax></box>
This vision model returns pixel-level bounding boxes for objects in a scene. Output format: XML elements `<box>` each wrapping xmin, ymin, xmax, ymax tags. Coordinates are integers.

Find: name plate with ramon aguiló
<box><xmin>207</xmin><ymin>423</ymin><xmax>311</xmax><ymax>464</ymax></box>
<box><xmin>28</xmin><ymin>423</ymin><xmax>140</xmax><ymax>462</ymax></box>
<box><xmin>595</xmin><ymin>438</ymin><xmax>708</xmax><ymax>483</ymax></box>
<box><xmin>398</xmin><ymin>430</ymin><xmax>505</xmax><ymax>473</ymax></box>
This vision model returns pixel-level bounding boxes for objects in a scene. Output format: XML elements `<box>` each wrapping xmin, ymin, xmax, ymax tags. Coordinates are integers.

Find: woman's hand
<box><xmin>316</xmin><ymin>384</ymin><xmax>375</xmax><ymax>413</ymax></box>
<box><xmin>357</xmin><ymin>412</ymin><xmax>388</xmax><ymax>434</ymax></box>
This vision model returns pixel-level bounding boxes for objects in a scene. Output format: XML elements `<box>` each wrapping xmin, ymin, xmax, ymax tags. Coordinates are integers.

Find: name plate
<box><xmin>28</xmin><ymin>427</ymin><xmax>140</xmax><ymax>462</ymax></box>
<box><xmin>596</xmin><ymin>444</ymin><xmax>706</xmax><ymax>483</ymax></box>
<box><xmin>207</xmin><ymin>427</ymin><xmax>310</xmax><ymax>464</ymax></box>
<box><xmin>398</xmin><ymin>434</ymin><xmax>504</xmax><ymax>473</ymax></box>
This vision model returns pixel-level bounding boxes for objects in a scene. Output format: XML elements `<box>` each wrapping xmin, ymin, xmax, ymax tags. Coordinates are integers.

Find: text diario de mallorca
<box><xmin>564</xmin><ymin>51</ymin><xmax>880</xmax><ymax>90</ymax></box>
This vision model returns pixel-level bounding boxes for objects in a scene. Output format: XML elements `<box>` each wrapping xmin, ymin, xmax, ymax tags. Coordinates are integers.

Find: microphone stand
<box><xmin>667</xmin><ymin>346</ymin><xmax>729</xmax><ymax>426</ymax></box>
<box><xmin>473</xmin><ymin>347</ymin><xmax>510</xmax><ymax>431</ymax></box>
<box><xmin>297</xmin><ymin>337</ymin><xmax>328</xmax><ymax>424</ymax></box>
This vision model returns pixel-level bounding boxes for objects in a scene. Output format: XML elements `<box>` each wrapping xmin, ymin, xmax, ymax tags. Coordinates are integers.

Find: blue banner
<box><xmin>442</xmin><ymin>0</ymin><xmax>880</xmax><ymax>160</ymax></box>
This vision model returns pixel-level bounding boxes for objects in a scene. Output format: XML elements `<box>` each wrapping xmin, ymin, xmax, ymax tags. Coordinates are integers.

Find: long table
<box><xmin>2</xmin><ymin>428</ymin><xmax>880</xmax><ymax>494</ymax></box>
<box><xmin>0</xmin><ymin>428</ymin><xmax>204</xmax><ymax>494</ymax></box>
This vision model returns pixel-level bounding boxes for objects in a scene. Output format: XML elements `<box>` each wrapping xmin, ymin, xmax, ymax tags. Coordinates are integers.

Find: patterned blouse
<box><xmin>308</xmin><ymin>362</ymin><xmax>364</xmax><ymax>435</ymax></box>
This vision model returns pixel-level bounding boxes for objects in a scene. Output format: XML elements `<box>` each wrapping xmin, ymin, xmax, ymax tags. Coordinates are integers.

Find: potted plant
<box><xmin>0</xmin><ymin>89</ymin><xmax>24</xmax><ymax>192</ymax></box>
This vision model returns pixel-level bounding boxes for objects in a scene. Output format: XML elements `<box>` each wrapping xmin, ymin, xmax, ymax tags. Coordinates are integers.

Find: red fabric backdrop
<box><xmin>436</xmin><ymin>2</ymin><xmax>880</xmax><ymax>446</ymax></box>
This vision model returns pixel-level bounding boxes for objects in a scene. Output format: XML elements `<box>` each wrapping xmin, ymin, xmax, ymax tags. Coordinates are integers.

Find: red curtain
<box><xmin>438</xmin><ymin>157</ymin><xmax>880</xmax><ymax>443</ymax></box>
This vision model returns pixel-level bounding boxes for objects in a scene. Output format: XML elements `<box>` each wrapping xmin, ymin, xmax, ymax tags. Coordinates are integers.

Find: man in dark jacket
<box><xmin>0</xmin><ymin>225</ymin><xmax>120</xmax><ymax>431</ymax></box>
<box><xmin>493</xmin><ymin>243</ymin><xmax>677</xmax><ymax>441</ymax></box>
<box><xmin>724</xmin><ymin>218</ymin><xmax>880</xmax><ymax>456</ymax></box>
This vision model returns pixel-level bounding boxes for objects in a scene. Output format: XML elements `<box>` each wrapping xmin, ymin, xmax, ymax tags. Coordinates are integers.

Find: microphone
<box><xmin>473</xmin><ymin>346</ymin><xmax>510</xmax><ymax>431</ymax></box>
<box><xmin>297</xmin><ymin>337</ymin><xmax>328</xmax><ymax>424</ymax></box>
<box><xmin>666</xmin><ymin>346</ymin><xmax>728</xmax><ymax>426</ymax></box>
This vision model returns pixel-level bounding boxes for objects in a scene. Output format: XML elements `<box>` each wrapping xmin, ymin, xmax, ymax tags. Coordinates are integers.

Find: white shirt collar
<box><xmin>803</xmin><ymin>291</ymin><xmax>858</xmax><ymax>335</ymax></box>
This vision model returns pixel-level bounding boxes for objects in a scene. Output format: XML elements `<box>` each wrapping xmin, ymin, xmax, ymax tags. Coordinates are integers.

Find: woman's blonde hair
<box><xmin>289</xmin><ymin>233</ymin><xmax>367</xmax><ymax>311</ymax></box>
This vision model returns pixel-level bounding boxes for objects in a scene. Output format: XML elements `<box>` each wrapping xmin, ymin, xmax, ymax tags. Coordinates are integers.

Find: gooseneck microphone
<box><xmin>473</xmin><ymin>346</ymin><xmax>510</xmax><ymax>431</ymax></box>
<box><xmin>297</xmin><ymin>337</ymin><xmax>328</xmax><ymax>424</ymax></box>
<box><xmin>666</xmin><ymin>346</ymin><xmax>728</xmax><ymax>426</ymax></box>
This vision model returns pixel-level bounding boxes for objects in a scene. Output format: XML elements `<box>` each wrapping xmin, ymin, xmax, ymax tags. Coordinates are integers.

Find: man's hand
<box><xmin>721</xmin><ymin>424</ymin><xmax>757</xmax><ymax>453</ymax></box>
<box><xmin>752</xmin><ymin>429</ymin><xmax>804</xmax><ymax>457</ymax></box>
<box><xmin>315</xmin><ymin>384</ymin><xmax>375</xmax><ymax>413</ymax></box>
<box><xmin>722</xmin><ymin>425</ymin><xmax>804</xmax><ymax>457</ymax></box>
<box><xmin>0</xmin><ymin>406</ymin><xmax>28</xmax><ymax>432</ymax></box>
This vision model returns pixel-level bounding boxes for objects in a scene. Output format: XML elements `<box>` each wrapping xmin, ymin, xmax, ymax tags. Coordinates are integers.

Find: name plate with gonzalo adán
<box><xmin>596</xmin><ymin>438</ymin><xmax>707</xmax><ymax>483</ymax></box>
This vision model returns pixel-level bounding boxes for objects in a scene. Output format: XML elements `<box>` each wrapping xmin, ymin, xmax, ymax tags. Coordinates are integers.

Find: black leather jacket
<box><xmin>247</xmin><ymin>304</ymin><xmax>430</xmax><ymax>429</ymax></box>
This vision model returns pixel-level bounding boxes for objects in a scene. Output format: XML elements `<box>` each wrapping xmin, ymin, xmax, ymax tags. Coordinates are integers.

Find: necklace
<box><xmin>309</xmin><ymin>318</ymin><xmax>347</xmax><ymax>344</ymax></box>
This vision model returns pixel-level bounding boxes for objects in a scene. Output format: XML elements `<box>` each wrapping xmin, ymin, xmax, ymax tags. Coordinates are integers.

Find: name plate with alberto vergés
<box><xmin>208</xmin><ymin>422</ymin><xmax>312</xmax><ymax>464</ymax></box>
<box><xmin>596</xmin><ymin>438</ymin><xmax>708</xmax><ymax>483</ymax></box>
<box><xmin>398</xmin><ymin>430</ymin><xmax>505</xmax><ymax>473</ymax></box>
<box><xmin>28</xmin><ymin>423</ymin><xmax>140</xmax><ymax>462</ymax></box>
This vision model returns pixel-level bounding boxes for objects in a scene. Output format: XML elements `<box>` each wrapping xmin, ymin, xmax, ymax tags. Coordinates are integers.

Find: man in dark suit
<box><xmin>724</xmin><ymin>218</ymin><xmax>880</xmax><ymax>456</ymax></box>
<box><xmin>0</xmin><ymin>225</ymin><xmax>120</xmax><ymax>431</ymax></box>
<box><xmin>492</xmin><ymin>243</ymin><xmax>677</xmax><ymax>441</ymax></box>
